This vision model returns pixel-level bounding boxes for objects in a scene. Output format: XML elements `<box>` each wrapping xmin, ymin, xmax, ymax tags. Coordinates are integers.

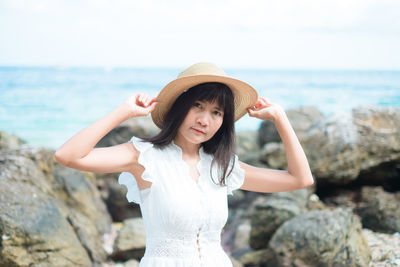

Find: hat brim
<box><xmin>151</xmin><ymin>74</ymin><xmax>258</xmax><ymax>129</ymax></box>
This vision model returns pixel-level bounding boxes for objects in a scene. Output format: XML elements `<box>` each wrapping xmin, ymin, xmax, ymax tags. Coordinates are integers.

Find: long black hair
<box><xmin>141</xmin><ymin>82</ymin><xmax>236</xmax><ymax>186</ymax></box>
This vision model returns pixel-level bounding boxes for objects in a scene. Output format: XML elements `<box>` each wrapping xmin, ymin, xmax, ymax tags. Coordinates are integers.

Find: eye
<box><xmin>194</xmin><ymin>102</ymin><xmax>202</xmax><ymax>108</ymax></box>
<box><xmin>213</xmin><ymin>110</ymin><xmax>222</xmax><ymax>116</ymax></box>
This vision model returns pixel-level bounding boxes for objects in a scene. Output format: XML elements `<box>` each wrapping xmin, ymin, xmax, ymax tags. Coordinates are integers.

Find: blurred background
<box><xmin>0</xmin><ymin>0</ymin><xmax>399</xmax><ymax>149</ymax></box>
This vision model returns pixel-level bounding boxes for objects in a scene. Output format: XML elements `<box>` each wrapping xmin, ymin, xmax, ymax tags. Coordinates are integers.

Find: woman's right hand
<box><xmin>123</xmin><ymin>93</ymin><xmax>158</xmax><ymax>118</ymax></box>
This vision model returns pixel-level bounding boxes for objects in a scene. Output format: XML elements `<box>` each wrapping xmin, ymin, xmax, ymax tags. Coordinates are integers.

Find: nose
<box><xmin>196</xmin><ymin>112</ymin><xmax>210</xmax><ymax>127</ymax></box>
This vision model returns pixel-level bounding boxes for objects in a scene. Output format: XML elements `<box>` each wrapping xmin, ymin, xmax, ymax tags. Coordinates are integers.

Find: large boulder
<box><xmin>97</xmin><ymin>116</ymin><xmax>159</xmax><ymax>148</ymax></box>
<box><xmin>354</xmin><ymin>186</ymin><xmax>400</xmax><ymax>234</ymax></box>
<box><xmin>236</xmin><ymin>130</ymin><xmax>259</xmax><ymax>154</ymax></box>
<box><xmin>259</xmin><ymin>105</ymin><xmax>400</xmax><ymax>188</ymax></box>
<box><xmin>95</xmin><ymin>116</ymin><xmax>159</xmax><ymax>222</ymax></box>
<box><xmin>258</xmin><ymin>106</ymin><xmax>324</xmax><ymax>146</ymax></box>
<box><xmin>249</xmin><ymin>188</ymin><xmax>312</xmax><ymax>250</ymax></box>
<box><xmin>111</xmin><ymin>218</ymin><xmax>146</xmax><ymax>261</ymax></box>
<box><xmin>101</xmin><ymin>177</ymin><xmax>143</xmax><ymax>222</ymax></box>
<box><xmin>0</xmin><ymin>145</ymin><xmax>112</xmax><ymax>266</ymax></box>
<box><xmin>269</xmin><ymin>208</ymin><xmax>371</xmax><ymax>267</ymax></box>
<box><xmin>235</xmin><ymin>130</ymin><xmax>263</xmax><ymax>167</ymax></box>
<box><xmin>0</xmin><ymin>147</ymin><xmax>90</xmax><ymax>266</ymax></box>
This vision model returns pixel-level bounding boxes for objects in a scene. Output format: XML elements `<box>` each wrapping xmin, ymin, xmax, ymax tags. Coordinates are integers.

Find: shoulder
<box><xmin>126</xmin><ymin>136</ymin><xmax>170</xmax><ymax>167</ymax></box>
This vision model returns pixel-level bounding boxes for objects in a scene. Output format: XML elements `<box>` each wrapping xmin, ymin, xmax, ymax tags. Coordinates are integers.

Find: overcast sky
<box><xmin>1</xmin><ymin>0</ymin><xmax>399</xmax><ymax>69</ymax></box>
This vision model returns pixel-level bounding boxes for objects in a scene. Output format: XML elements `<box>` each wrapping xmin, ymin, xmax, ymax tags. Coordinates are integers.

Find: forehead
<box><xmin>197</xmin><ymin>99</ymin><xmax>223</xmax><ymax>110</ymax></box>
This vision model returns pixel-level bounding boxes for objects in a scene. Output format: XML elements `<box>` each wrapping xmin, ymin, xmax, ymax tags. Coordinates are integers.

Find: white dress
<box><xmin>118</xmin><ymin>136</ymin><xmax>245</xmax><ymax>267</ymax></box>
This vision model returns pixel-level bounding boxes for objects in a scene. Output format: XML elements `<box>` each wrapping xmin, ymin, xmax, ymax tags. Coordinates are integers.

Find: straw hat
<box><xmin>151</xmin><ymin>62</ymin><xmax>258</xmax><ymax>129</ymax></box>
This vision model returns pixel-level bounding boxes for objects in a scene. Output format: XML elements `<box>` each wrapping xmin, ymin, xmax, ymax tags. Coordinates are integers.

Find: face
<box><xmin>176</xmin><ymin>100</ymin><xmax>224</xmax><ymax>145</ymax></box>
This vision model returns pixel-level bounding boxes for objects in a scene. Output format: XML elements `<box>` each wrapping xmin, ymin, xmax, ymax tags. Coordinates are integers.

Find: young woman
<box><xmin>55</xmin><ymin>62</ymin><xmax>314</xmax><ymax>266</ymax></box>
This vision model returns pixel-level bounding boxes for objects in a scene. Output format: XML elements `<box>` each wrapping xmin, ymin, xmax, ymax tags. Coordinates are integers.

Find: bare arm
<box><xmin>54</xmin><ymin>94</ymin><xmax>157</xmax><ymax>174</ymax></box>
<box><xmin>240</xmin><ymin>97</ymin><xmax>314</xmax><ymax>193</ymax></box>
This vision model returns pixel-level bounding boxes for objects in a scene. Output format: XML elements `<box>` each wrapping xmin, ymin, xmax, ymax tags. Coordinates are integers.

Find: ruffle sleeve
<box><xmin>118</xmin><ymin>136</ymin><xmax>155</xmax><ymax>204</ymax></box>
<box><xmin>226</xmin><ymin>154</ymin><xmax>245</xmax><ymax>196</ymax></box>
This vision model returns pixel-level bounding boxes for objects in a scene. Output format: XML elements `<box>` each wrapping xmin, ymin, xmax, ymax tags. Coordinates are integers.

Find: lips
<box><xmin>192</xmin><ymin>128</ymin><xmax>205</xmax><ymax>134</ymax></box>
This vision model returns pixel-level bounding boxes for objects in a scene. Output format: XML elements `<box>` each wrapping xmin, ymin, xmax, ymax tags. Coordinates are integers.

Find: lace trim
<box><xmin>118</xmin><ymin>136</ymin><xmax>155</xmax><ymax>204</ymax></box>
<box><xmin>144</xmin><ymin>231</ymin><xmax>221</xmax><ymax>259</ymax></box>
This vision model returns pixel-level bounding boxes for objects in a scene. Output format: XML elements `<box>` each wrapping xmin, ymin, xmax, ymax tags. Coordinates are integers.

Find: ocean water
<box><xmin>1</xmin><ymin>66</ymin><xmax>399</xmax><ymax>150</ymax></box>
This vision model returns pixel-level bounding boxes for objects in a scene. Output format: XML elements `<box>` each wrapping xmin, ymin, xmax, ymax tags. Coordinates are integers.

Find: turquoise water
<box><xmin>1</xmin><ymin>66</ymin><xmax>399</xmax><ymax>150</ymax></box>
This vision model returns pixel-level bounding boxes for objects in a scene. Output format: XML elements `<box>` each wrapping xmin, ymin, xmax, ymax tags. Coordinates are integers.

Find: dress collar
<box><xmin>168</xmin><ymin>140</ymin><xmax>211</xmax><ymax>188</ymax></box>
<box><xmin>170</xmin><ymin>140</ymin><xmax>205</xmax><ymax>158</ymax></box>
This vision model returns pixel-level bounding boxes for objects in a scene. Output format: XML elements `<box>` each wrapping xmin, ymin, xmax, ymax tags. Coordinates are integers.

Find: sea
<box><xmin>1</xmin><ymin>66</ymin><xmax>399</xmax><ymax>150</ymax></box>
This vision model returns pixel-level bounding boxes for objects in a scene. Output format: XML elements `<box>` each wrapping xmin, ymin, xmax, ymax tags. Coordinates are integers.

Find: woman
<box><xmin>55</xmin><ymin>62</ymin><xmax>314</xmax><ymax>266</ymax></box>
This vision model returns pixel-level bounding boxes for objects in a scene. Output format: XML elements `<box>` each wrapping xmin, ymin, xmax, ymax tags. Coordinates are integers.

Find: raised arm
<box><xmin>54</xmin><ymin>93</ymin><xmax>158</xmax><ymax>174</ymax></box>
<box><xmin>239</xmin><ymin>97</ymin><xmax>314</xmax><ymax>193</ymax></box>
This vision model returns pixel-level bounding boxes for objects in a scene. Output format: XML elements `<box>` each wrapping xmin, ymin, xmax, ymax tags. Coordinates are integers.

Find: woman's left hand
<box><xmin>247</xmin><ymin>97</ymin><xmax>285</xmax><ymax>122</ymax></box>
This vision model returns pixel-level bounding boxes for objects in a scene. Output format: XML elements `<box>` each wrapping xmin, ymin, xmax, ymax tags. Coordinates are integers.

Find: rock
<box><xmin>95</xmin><ymin>116</ymin><xmax>159</xmax><ymax>222</ymax></box>
<box><xmin>103</xmin><ymin>259</ymin><xmax>140</xmax><ymax>267</ymax></box>
<box><xmin>97</xmin><ymin>116</ymin><xmax>159</xmax><ymax>148</ymax></box>
<box><xmin>236</xmin><ymin>130</ymin><xmax>259</xmax><ymax>154</ymax></box>
<box><xmin>233</xmin><ymin>219</ymin><xmax>251</xmax><ymax>252</ymax></box>
<box><xmin>354</xmin><ymin>186</ymin><xmax>400</xmax><ymax>234</ymax></box>
<box><xmin>51</xmin><ymin>165</ymin><xmax>112</xmax><ymax>265</ymax></box>
<box><xmin>249</xmin><ymin>188</ymin><xmax>311</xmax><ymax>249</ymax></box>
<box><xmin>321</xmin><ymin>188</ymin><xmax>360</xmax><ymax>210</ymax></box>
<box><xmin>238</xmin><ymin>248</ymin><xmax>276</xmax><ymax>266</ymax></box>
<box><xmin>259</xmin><ymin>142</ymin><xmax>287</xmax><ymax>169</ymax></box>
<box><xmin>0</xmin><ymin>130</ymin><xmax>27</xmax><ymax>149</ymax></box>
<box><xmin>357</xmin><ymin>161</ymin><xmax>400</xmax><ymax>193</ymax></box>
<box><xmin>0</xmin><ymin>148</ymin><xmax>92</xmax><ymax>266</ymax></box>
<box><xmin>223</xmin><ymin>193</ymin><xmax>262</xmax><ymax>255</ymax></box>
<box><xmin>306</xmin><ymin>193</ymin><xmax>327</xmax><ymax>211</ymax></box>
<box><xmin>258</xmin><ymin>106</ymin><xmax>324</xmax><ymax>147</ymax></box>
<box><xmin>0</xmin><ymin>146</ymin><xmax>112</xmax><ymax>266</ymax></box>
<box><xmin>231</xmin><ymin>257</ymin><xmax>244</xmax><ymax>267</ymax></box>
<box><xmin>362</xmin><ymin>228</ymin><xmax>400</xmax><ymax>267</ymax></box>
<box><xmin>101</xmin><ymin>177</ymin><xmax>143</xmax><ymax>222</ymax></box>
<box><xmin>258</xmin><ymin>105</ymin><xmax>400</xmax><ymax>188</ymax></box>
<box><xmin>102</xmin><ymin>223</ymin><xmax>122</xmax><ymax>257</ymax></box>
<box><xmin>269</xmin><ymin>208</ymin><xmax>371</xmax><ymax>267</ymax></box>
<box><xmin>235</xmin><ymin>130</ymin><xmax>265</xmax><ymax>167</ymax></box>
<box><xmin>112</xmin><ymin>218</ymin><xmax>146</xmax><ymax>261</ymax></box>
<box><xmin>124</xmin><ymin>259</ymin><xmax>141</xmax><ymax>267</ymax></box>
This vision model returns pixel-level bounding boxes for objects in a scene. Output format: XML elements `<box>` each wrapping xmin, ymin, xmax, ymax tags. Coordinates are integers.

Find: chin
<box><xmin>188</xmin><ymin>136</ymin><xmax>208</xmax><ymax>144</ymax></box>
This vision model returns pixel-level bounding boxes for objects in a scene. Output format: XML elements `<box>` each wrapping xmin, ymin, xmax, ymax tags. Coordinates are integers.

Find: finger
<box><xmin>147</xmin><ymin>101</ymin><xmax>158</xmax><ymax>112</ymax></box>
<box><xmin>135</xmin><ymin>94</ymin><xmax>141</xmax><ymax>103</ymax></box>
<box><xmin>148</xmin><ymin>97</ymin><xmax>157</xmax><ymax>106</ymax></box>
<box><xmin>247</xmin><ymin>108</ymin><xmax>259</xmax><ymax>118</ymax></box>
<box><xmin>143</xmin><ymin>95</ymin><xmax>150</xmax><ymax>106</ymax></box>
<box><xmin>136</xmin><ymin>94</ymin><xmax>144</xmax><ymax>105</ymax></box>
<box><xmin>262</xmin><ymin>97</ymin><xmax>272</xmax><ymax>104</ymax></box>
<box><xmin>256</xmin><ymin>98</ymin><xmax>264</xmax><ymax>105</ymax></box>
<box><xmin>145</xmin><ymin>95</ymin><xmax>153</xmax><ymax>106</ymax></box>
<box><xmin>259</xmin><ymin>98</ymin><xmax>268</xmax><ymax>107</ymax></box>
<box><xmin>258</xmin><ymin>97</ymin><xmax>270</xmax><ymax>107</ymax></box>
<box><xmin>141</xmin><ymin>94</ymin><xmax>149</xmax><ymax>106</ymax></box>
<box><xmin>252</xmin><ymin>99</ymin><xmax>262</xmax><ymax>110</ymax></box>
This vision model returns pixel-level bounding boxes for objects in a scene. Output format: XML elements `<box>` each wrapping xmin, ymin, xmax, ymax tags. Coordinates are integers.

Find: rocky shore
<box><xmin>1</xmin><ymin>104</ymin><xmax>399</xmax><ymax>266</ymax></box>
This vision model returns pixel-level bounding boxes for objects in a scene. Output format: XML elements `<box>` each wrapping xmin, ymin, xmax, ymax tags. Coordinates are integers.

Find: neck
<box><xmin>173</xmin><ymin>135</ymin><xmax>201</xmax><ymax>157</ymax></box>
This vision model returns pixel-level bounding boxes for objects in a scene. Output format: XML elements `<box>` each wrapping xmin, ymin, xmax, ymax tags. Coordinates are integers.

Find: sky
<box><xmin>0</xmin><ymin>0</ymin><xmax>399</xmax><ymax>70</ymax></box>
